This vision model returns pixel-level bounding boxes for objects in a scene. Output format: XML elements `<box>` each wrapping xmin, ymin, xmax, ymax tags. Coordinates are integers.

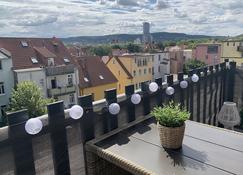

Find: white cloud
<box><xmin>0</xmin><ymin>0</ymin><xmax>242</xmax><ymax>37</ymax></box>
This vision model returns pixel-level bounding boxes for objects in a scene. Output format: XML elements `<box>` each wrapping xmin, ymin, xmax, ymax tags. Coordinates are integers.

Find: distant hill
<box><xmin>62</xmin><ymin>32</ymin><xmax>224</xmax><ymax>45</ymax></box>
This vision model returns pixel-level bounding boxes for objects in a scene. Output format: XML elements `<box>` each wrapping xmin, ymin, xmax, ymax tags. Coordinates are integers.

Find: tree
<box><xmin>9</xmin><ymin>81</ymin><xmax>54</xmax><ymax>118</ymax></box>
<box><xmin>155</xmin><ymin>42</ymin><xmax>164</xmax><ymax>51</ymax></box>
<box><xmin>126</xmin><ymin>43</ymin><xmax>142</xmax><ymax>53</ymax></box>
<box><xmin>183</xmin><ymin>59</ymin><xmax>206</xmax><ymax>74</ymax></box>
<box><xmin>88</xmin><ymin>45</ymin><xmax>112</xmax><ymax>57</ymax></box>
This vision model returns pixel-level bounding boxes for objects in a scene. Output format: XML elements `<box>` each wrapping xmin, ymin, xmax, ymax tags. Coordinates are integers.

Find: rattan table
<box><xmin>85</xmin><ymin>117</ymin><xmax>243</xmax><ymax>175</ymax></box>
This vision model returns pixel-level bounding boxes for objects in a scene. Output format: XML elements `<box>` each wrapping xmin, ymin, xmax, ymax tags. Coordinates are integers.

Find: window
<box><xmin>227</xmin><ymin>42</ymin><xmax>229</xmax><ymax>46</ymax></box>
<box><xmin>241</xmin><ymin>53</ymin><xmax>243</xmax><ymax>57</ymax></box>
<box><xmin>134</xmin><ymin>58</ymin><xmax>137</xmax><ymax>63</ymax></box>
<box><xmin>39</xmin><ymin>79</ymin><xmax>44</xmax><ymax>87</ymax></box>
<box><xmin>0</xmin><ymin>60</ymin><xmax>2</xmax><ymax>69</ymax></box>
<box><xmin>31</xmin><ymin>57</ymin><xmax>38</xmax><ymax>64</ymax></box>
<box><xmin>64</xmin><ymin>57</ymin><xmax>70</xmax><ymax>63</ymax></box>
<box><xmin>207</xmin><ymin>46</ymin><xmax>218</xmax><ymax>54</ymax></box>
<box><xmin>158</xmin><ymin>66</ymin><xmax>160</xmax><ymax>72</ymax></box>
<box><xmin>159</xmin><ymin>55</ymin><xmax>161</xmax><ymax>61</ymax></box>
<box><xmin>68</xmin><ymin>74</ymin><xmax>73</xmax><ymax>86</ymax></box>
<box><xmin>152</xmin><ymin>67</ymin><xmax>154</xmax><ymax>75</ymax></box>
<box><xmin>0</xmin><ymin>82</ymin><xmax>5</xmax><ymax>94</ymax></box>
<box><xmin>152</xmin><ymin>57</ymin><xmax>154</xmax><ymax>62</ymax></box>
<box><xmin>149</xmin><ymin>68</ymin><xmax>151</xmax><ymax>74</ymax></box>
<box><xmin>21</xmin><ymin>41</ymin><xmax>28</xmax><ymax>47</ymax></box>
<box><xmin>48</xmin><ymin>58</ymin><xmax>55</xmax><ymax>66</ymax></box>
<box><xmin>233</xmin><ymin>42</ymin><xmax>235</xmax><ymax>46</ymax></box>
<box><xmin>84</xmin><ymin>77</ymin><xmax>89</xmax><ymax>82</ymax></box>
<box><xmin>133</xmin><ymin>70</ymin><xmax>136</xmax><ymax>76</ymax></box>
<box><xmin>69</xmin><ymin>94</ymin><xmax>75</xmax><ymax>104</ymax></box>
<box><xmin>119</xmin><ymin>84</ymin><xmax>121</xmax><ymax>90</ymax></box>
<box><xmin>144</xmin><ymin>68</ymin><xmax>147</xmax><ymax>74</ymax></box>
<box><xmin>139</xmin><ymin>69</ymin><xmax>141</xmax><ymax>75</ymax></box>
<box><xmin>99</xmin><ymin>75</ymin><xmax>104</xmax><ymax>79</ymax></box>
<box><xmin>135</xmin><ymin>84</ymin><xmax>138</xmax><ymax>89</ymax></box>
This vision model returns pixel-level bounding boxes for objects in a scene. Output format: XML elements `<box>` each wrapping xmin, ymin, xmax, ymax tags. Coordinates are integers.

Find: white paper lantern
<box><xmin>69</xmin><ymin>105</ymin><xmax>84</xmax><ymax>119</ymax></box>
<box><xmin>180</xmin><ymin>80</ymin><xmax>188</xmax><ymax>89</ymax></box>
<box><xmin>149</xmin><ymin>82</ymin><xmax>158</xmax><ymax>92</ymax></box>
<box><xmin>131</xmin><ymin>93</ymin><xmax>141</xmax><ymax>105</ymax></box>
<box><xmin>191</xmin><ymin>74</ymin><xmax>199</xmax><ymax>83</ymax></box>
<box><xmin>166</xmin><ymin>86</ymin><xmax>175</xmax><ymax>95</ymax></box>
<box><xmin>25</xmin><ymin>118</ymin><xmax>43</xmax><ymax>135</ymax></box>
<box><xmin>108</xmin><ymin>103</ymin><xmax>120</xmax><ymax>115</ymax></box>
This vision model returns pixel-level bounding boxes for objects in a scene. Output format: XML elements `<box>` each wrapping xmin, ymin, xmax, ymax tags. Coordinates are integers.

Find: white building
<box><xmin>0</xmin><ymin>37</ymin><xmax>79</xmax><ymax>109</ymax></box>
<box><xmin>151</xmin><ymin>52</ymin><xmax>170</xmax><ymax>81</ymax></box>
<box><xmin>0</xmin><ymin>48</ymin><xmax>14</xmax><ymax>120</ymax></box>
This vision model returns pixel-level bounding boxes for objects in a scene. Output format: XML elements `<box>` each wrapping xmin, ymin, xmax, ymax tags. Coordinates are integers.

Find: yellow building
<box><xmin>221</xmin><ymin>40</ymin><xmax>243</xmax><ymax>66</ymax></box>
<box><xmin>74</xmin><ymin>56</ymin><xmax>118</xmax><ymax>101</ymax></box>
<box><xmin>106</xmin><ymin>54</ymin><xmax>153</xmax><ymax>94</ymax></box>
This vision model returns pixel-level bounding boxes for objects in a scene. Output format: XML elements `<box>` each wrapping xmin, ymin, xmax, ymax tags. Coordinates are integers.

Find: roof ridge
<box><xmin>114</xmin><ymin>57</ymin><xmax>133</xmax><ymax>79</ymax></box>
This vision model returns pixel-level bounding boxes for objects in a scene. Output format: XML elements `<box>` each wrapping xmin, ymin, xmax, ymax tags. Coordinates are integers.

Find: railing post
<box><xmin>78</xmin><ymin>95</ymin><xmax>95</xmax><ymax>142</ymax></box>
<box><xmin>104</xmin><ymin>88</ymin><xmax>118</xmax><ymax>132</ymax></box>
<box><xmin>178</xmin><ymin>72</ymin><xmax>184</xmax><ymax>107</ymax></box>
<box><xmin>125</xmin><ymin>85</ymin><xmax>135</xmax><ymax>122</ymax></box>
<box><xmin>208</xmin><ymin>66</ymin><xmax>214</xmax><ymax>125</ymax></box>
<box><xmin>202</xmin><ymin>67</ymin><xmax>208</xmax><ymax>124</ymax></box>
<box><xmin>7</xmin><ymin>109</ymin><xmax>36</xmax><ymax>175</ymax></box>
<box><xmin>188</xmin><ymin>70</ymin><xmax>194</xmax><ymax>120</ymax></box>
<box><xmin>47</xmin><ymin>101</ymin><xmax>71</xmax><ymax>175</ymax></box>
<box><xmin>196</xmin><ymin>68</ymin><xmax>202</xmax><ymax>122</ymax></box>
<box><xmin>141</xmin><ymin>82</ymin><xmax>150</xmax><ymax>115</ymax></box>
<box><xmin>155</xmin><ymin>78</ymin><xmax>163</xmax><ymax>106</ymax></box>
<box><xmin>227</xmin><ymin>62</ymin><xmax>236</xmax><ymax>102</ymax></box>
<box><xmin>167</xmin><ymin>74</ymin><xmax>174</xmax><ymax>102</ymax></box>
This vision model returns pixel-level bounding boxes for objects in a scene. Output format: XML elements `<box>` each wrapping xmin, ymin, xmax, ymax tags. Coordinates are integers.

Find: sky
<box><xmin>0</xmin><ymin>0</ymin><xmax>242</xmax><ymax>38</ymax></box>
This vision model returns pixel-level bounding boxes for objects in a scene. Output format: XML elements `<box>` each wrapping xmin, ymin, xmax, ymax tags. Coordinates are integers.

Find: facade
<box><xmin>0</xmin><ymin>37</ymin><xmax>79</xmax><ymax>108</ymax></box>
<box><xmin>74</xmin><ymin>56</ymin><xmax>117</xmax><ymax>101</ymax></box>
<box><xmin>0</xmin><ymin>49</ymin><xmax>14</xmax><ymax>120</ymax></box>
<box><xmin>151</xmin><ymin>52</ymin><xmax>170</xmax><ymax>81</ymax></box>
<box><xmin>106</xmin><ymin>54</ymin><xmax>153</xmax><ymax>94</ymax></box>
<box><xmin>166</xmin><ymin>46</ymin><xmax>185</xmax><ymax>74</ymax></box>
<box><xmin>195</xmin><ymin>44</ymin><xmax>221</xmax><ymax>65</ymax></box>
<box><xmin>221</xmin><ymin>40</ymin><xmax>243</xmax><ymax>66</ymax></box>
<box><xmin>183</xmin><ymin>49</ymin><xmax>193</xmax><ymax>61</ymax></box>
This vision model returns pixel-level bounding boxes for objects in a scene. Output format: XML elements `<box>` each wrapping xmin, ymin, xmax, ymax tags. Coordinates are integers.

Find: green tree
<box><xmin>88</xmin><ymin>45</ymin><xmax>112</xmax><ymax>57</ymax></box>
<box><xmin>183</xmin><ymin>59</ymin><xmax>206</xmax><ymax>74</ymax></box>
<box><xmin>126</xmin><ymin>43</ymin><xmax>142</xmax><ymax>53</ymax></box>
<box><xmin>155</xmin><ymin>42</ymin><xmax>164</xmax><ymax>50</ymax></box>
<box><xmin>9</xmin><ymin>81</ymin><xmax>54</xmax><ymax>118</ymax></box>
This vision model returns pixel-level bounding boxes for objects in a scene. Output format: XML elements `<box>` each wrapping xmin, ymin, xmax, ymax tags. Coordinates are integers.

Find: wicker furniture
<box><xmin>85</xmin><ymin>117</ymin><xmax>243</xmax><ymax>175</ymax></box>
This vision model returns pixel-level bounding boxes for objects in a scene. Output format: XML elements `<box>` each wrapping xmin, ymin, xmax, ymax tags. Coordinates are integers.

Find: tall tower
<box><xmin>142</xmin><ymin>22</ymin><xmax>152</xmax><ymax>44</ymax></box>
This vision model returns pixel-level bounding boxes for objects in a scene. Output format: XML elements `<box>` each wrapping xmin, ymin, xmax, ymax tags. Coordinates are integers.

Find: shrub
<box><xmin>183</xmin><ymin>59</ymin><xmax>206</xmax><ymax>74</ymax></box>
<box><xmin>151</xmin><ymin>103</ymin><xmax>190</xmax><ymax>127</ymax></box>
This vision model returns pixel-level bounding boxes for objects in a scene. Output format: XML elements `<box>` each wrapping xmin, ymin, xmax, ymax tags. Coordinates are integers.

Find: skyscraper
<box><xmin>142</xmin><ymin>22</ymin><xmax>152</xmax><ymax>44</ymax></box>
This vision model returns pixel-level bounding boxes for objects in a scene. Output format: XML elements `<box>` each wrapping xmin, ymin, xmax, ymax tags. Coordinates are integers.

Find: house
<box><xmin>183</xmin><ymin>49</ymin><xmax>193</xmax><ymax>61</ymax></box>
<box><xmin>151</xmin><ymin>51</ymin><xmax>170</xmax><ymax>81</ymax></box>
<box><xmin>221</xmin><ymin>40</ymin><xmax>243</xmax><ymax>66</ymax></box>
<box><xmin>0</xmin><ymin>48</ymin><xmax>14</xmax><ymax>120</ymax></box>
<box><xmin>0</xmin><ymin>37</ymin><xmax>79</xmax><ymax>108</ymax></box>
<box><xmin>74</xmin><ymin>56</ymin><xmax>117</xmax><ymax>101</ymax></box>
<box><xmin>165</xmin><ymin>46</ymin><xmax>185</xmax><ymax>74</ymax></box>
<box><xmin>195</xmin><ymin>43</ymin><xmax>221</xmax><ymax>65</ymax></box>
<box><xmin>106</xmin><ymin>53</ymin><xmax>153</xmax><ymax>94</ymax></box>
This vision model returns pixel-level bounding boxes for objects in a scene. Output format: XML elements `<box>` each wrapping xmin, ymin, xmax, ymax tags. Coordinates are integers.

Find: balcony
<box><xmin>47</xmin><ymin>85</ymin><xmax>76</xmax><ymax>97</ymax></box>
<box><xmin>237</xmin><ymin>46</ymin><xmax>243</xmax><ymax>52</ymax></box>
<box><xmin>45</xmin><ymin>64</ymin><xmax>75</xmax><ymax>76</ymax></box>
<box><xmin>1</xmin><ymin>61</ymin><xmax>243</xmax><ymax>175</ymax></box>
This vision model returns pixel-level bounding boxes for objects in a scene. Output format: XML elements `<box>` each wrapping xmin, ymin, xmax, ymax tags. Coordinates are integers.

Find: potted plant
<box><xmin>151</xmin><ymin>103</ymin><xmax>190</xmax><ymax>149</ymax></box>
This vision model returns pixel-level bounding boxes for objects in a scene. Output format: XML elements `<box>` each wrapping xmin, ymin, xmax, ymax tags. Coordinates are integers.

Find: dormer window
<box><xmin>48</xmin><ymin>58</ymin><xmax>55</xmax><ymax>66</ymax></box>
<box><xmin>84</xmin><ymin>77</ymin><xmax>89</xmax><ymax>82</ymax></box>
<box><xmin>31</xmin><ymin>57</ymin><xmax>38</xmax><ymax>64</ymax></box>
<box><xmin>21</xmin><ymin>41</ymin><xmax>28</xmax><ymax>47</ymax></box>
<box><xmin>99</xmin><ymin>75</ymin><xmax>104</xmax><ymax>80</ymax></box>
<box><xmin>64</xmin><ymin>57</ymin><xmax>70</xmax><ymax>63</ymax></box>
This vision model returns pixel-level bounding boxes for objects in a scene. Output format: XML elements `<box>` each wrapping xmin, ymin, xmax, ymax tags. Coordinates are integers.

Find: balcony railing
<box><xmin>45</xmin><ymin>64</ymin><xmax>75</xmax><ymax>76</ymax></box>
<box><xmin>47</xmin><ymin>85</ymin><xmax>76</xmax><ymax>97</ymax></box>
<box><xmin>237</xmin><ymin>46</ymin><xmax>243</xmax><ymax>52</ymax></box>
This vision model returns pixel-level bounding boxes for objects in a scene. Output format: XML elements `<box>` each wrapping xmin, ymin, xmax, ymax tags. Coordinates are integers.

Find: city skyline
<box><xmin>0</xmin><ymin>0</ymin><xmax>243</xmax><ymax>37</ymax></box>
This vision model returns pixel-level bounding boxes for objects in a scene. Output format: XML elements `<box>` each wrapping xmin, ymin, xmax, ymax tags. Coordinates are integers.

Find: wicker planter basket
<box><xmin>157</xmin><ymin>123</ymin><xmax>185</xmax><ymax>149</ymax></box>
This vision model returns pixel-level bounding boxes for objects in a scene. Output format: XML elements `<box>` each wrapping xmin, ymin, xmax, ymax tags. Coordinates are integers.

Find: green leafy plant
<box><xmin>183</xmin><ymin>59</ymin><xmax>206</xmax><ymax>74</ymax></box>
<box><xmin>9</xmin><ymin>81</ymin><xmax>55</xmax><ymax>118</ymax></box>
<box><xmin>151</xmin><ymin>103</ymin><xmax>190</xmax><ymax>127</ymax></box>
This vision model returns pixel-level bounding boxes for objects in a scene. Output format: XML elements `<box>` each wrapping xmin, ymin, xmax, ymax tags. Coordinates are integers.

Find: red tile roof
<box><xmin>0</xmin><ymin>37</ymin><xmax>74</xmax><ymax>70</ymax></box>
<box><xmin>73</xmin><ymin>56</ymin><xmax>117</xmax><ymax>88</ymax></box>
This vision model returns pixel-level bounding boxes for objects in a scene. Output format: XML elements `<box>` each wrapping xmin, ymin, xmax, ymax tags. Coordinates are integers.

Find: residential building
<box><xmin>165</xmin><ymin>46</ymin><xmax>185</xmax><ymax>74</ymax></box>
<box><xmin>74</xmin><ymin>56</ymin><xmax>117</xmax><ymax>101</ymax></box>
<box><xmin>106</xmin><ymin>53</ymin><xmax>153</xmax><ymax>94</ymax></box>
<box><xmin>112</xmin><ymin>49</ymin><xmax>128</xmax><ymax>57</ymax></box>
<box><xmin>0</xmin><ymin>37</ymin><xmax>79</xmax><ymax>108</ymax></box>
<box><xmin>151</xmin><ymin>52</ymin><xmax>170</xmax><ymax>81</ymax></box>
<box><xmin>221</xmin><ymin>40</ymin><xmax>243</xmax><ymax>66</ymax></box>
<box><xmin>0</xmin><ymin>48</ymin><xmax>14</xmax><ymax>120</ymax></box>
<box><xmin>183</xmin><ymin>49</ymin><xmax>193</xmax><ymax>61</ymax></box>
<box><xmin>195</xmin><ymin>43</ymin><xmax>221</xmax><ymax>65</ymax></box>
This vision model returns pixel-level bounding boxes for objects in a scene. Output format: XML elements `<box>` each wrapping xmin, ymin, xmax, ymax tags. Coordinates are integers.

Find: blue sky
<box><xmin>0</xmin><ymin>0</ymin><xmax>242</xmax><ymax>37</ymax></box>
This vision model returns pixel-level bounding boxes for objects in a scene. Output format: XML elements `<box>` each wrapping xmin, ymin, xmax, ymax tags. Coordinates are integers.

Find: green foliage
<box><xmin>125</xmin><ymin>43</ymin><xmax>142</xmax><ymax>53</ymax></box>
<box><xmin>111</xmin><ymin>44</ymin><xmax>121</xmax><ymax>49</ymax></box>
<box><xmin>155</xmin><ymin>42</ymin><xmax>164</xmax><ymax>50</ymax></box>
<box><xmin>9</xmin><ymin>81</ymin><xmax>54</xmax><ymax>118</ymax></box>
<box><xmin>151</xmin><ymin>103</ymin><xmax>190</xmax><ymax>127</ymax></box>
<box><xmin>88</xmin><ymin>45</ymin><xmax>112</xmax><ymax>57</ymax></box>
<box><xmin>183</xmin><ymin>59</ymin><xmax>206</xmax><ymax>74</ymax></box>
